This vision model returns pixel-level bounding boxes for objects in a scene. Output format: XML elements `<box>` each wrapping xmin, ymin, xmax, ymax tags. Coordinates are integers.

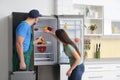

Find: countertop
<box><xmin>59</xmin><ymin>58</ymin><xmax>120</xmax><ymax>65</ymax></box>
<box><xmin>84</xmin><ymin>58</ymin><xmax>120</xmax><ymax>64</ymax></box>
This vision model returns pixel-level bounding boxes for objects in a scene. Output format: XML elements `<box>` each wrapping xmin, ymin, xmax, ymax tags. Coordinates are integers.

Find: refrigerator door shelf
<box><xmin>59</xmin><ymin>57</ymin><xmax>69</xmax><ymax>64</ymax></box>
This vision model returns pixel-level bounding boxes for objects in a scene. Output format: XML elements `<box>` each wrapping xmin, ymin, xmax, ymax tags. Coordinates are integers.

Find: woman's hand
<box><xmin>66</xmin><ymin>69</ymin><xmax>72</xmax><ymax>77</ymax></box>
<box><xmin>44</xmin><ymin>30</ymin><xmax>51</xmax><ymax>34</ymax></box>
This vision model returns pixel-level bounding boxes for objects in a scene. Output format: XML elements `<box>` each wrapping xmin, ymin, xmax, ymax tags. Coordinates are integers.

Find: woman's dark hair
<box><xmin>55</xmin><ymin>29</ymin><xmax>81</xmax><ymax>56</ymax></box>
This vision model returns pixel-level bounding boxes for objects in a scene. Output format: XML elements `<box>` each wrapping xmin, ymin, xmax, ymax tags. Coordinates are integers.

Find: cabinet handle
<box><xmin>116</xmin><ymin>75</ymin><xmax>120</xmax><ymax>77</ymax></box>
<box><xmin>88</xmin><ymin>76</ymin><xmax>103</xmax><ymax>79</ymax></box>
<box><xmin>116</xmin><ymin>66</ymin><xmax>120</xmax><ymax>68</ymax></box>
<box><xmin>88</xmin><ymin>67</ymin><xmax>103</xmax><ymax>69</ymax></box>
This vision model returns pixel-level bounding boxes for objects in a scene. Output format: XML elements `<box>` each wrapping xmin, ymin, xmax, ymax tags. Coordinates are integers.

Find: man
<box><xmin>13</xmin><ymin>9</ymin><xmax>42</xmax><ymax>71</ymax></box>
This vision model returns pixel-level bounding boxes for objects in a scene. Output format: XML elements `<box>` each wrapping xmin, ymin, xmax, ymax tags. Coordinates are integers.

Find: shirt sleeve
<box><xmin>67</xmin><ymin>44</ymin><xmax>76</xmax><ymax>54</ymax></box>
<box><xmin>16</xmin><ymin>24</ymin><xmax>28</xmax><ymax>38</ymax></box>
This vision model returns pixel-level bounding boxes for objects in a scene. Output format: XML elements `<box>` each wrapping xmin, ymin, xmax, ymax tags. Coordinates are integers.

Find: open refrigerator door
<box><xmin>57</xmin><ymin>15</ymin><xmax>84</xmax><ymax>64</ymax></box>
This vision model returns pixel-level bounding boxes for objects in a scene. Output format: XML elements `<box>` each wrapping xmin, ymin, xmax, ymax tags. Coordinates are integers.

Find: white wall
<box><xmin>0</xmin><ymin>0</ymin><xmax>54</xmax><ymax>80</ymax></box>
<box><xmin>73</xmin><ymin>0</ymin><xmax>120</xmax><ymax>19</ymax></box>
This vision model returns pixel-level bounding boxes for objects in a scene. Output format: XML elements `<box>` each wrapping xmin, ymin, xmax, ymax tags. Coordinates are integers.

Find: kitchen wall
<box><xmin>86</xmin><ymin>38</ymin><xmax>120</xmax><ymax>58</ymax></box>
<box><xmin>0</xmin><ymin>0</ymin><xmax>54</xmax><ymax>80</ymax></box>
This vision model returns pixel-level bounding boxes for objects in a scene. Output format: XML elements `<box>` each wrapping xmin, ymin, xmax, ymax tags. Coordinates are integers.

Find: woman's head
<box><xmin>55</xmin><ymin>29</ymin><xmax>81</xmax><ymax>56</ymax></box>
<box><xmin>55</xmin><ymin>29</ymin><xmax>71</xmax><ymax>44</ymax></box>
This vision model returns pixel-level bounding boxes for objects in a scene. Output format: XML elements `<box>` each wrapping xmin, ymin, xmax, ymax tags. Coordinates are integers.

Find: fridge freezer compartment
<box><xmin>10</xmin><ymin>71</ymin><xmax>36</xmax><ymax>80</ymax></box>
<box><xmin>34</xmin><ymin>53</ymin><xmax>54</xmax><ymax>61</ymax></box>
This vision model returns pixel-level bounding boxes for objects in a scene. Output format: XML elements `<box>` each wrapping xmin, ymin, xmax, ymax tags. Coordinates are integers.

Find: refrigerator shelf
<box><xmin>60</xmin><ymin>24</ymin><xmax>81</xmax><ymax>26</ymax></box>
<box><xmin>33</xmin><ymin>31</ymin><xmax>43</xmax><ymax>33</ymax></box>
<box><xmin>63</xmin><ymin>29</ymin><xmax>81</xmax><ymax>30</ymax></box>
<box><xmin>34</xmin><ymin>53</ymin><xmax>53</xmax><ymax>54</ymax></box>
<box><xmin>34</xmin><ymin>41</ymin><xmax>52</xmax><ymax>46</ymax></box>
<box><xmin>34</xmin><ymin>58</ymin><xmax>51</xmax><ymax>61</ymax></box>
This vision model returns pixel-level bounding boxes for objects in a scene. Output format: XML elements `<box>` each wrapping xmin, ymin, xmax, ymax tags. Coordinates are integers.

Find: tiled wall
<box><xmin>85</xmin><ymin>38</ymin><xmax>120</xmax><ymax>58</ymax></box>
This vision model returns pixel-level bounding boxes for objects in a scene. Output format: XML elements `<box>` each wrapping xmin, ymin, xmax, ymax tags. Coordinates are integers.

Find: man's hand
<box><xmin>20</xmin><ymin>62</ymin><xmax>26</xmax><ymax>70</ymax></box>
<box><xmin>34</xmin><ymin>36</ymin><xmax>44</xmax><ymax>45</ymax></box>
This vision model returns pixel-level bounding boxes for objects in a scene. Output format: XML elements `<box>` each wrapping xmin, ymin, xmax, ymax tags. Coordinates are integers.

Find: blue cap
<box><xmin>28</xmin><ymin>9</ymin><xmax>42</xmax><ymax>18</ymax></box>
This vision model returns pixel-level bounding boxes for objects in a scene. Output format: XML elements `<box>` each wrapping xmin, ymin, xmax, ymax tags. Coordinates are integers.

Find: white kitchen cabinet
<box><xmin>55</xmin><ymin>0</ymin><xmax>76</xmax><ymax>15</ymax></box>
<box><xmin>104</xmin><ymin>19</ymin><xmax>112</xmax><ymax>35</ymax></box>
<box><xmin>82</xmin><ymin>71</ymin><xmax>108</xmax><ymax>80</ymax></box>
<box><xmin>82</xmin><ymin>63</ymin><xmax>120</xmax><ymax>80</ymax></box>
<box><xmin>60</xmin><ymin>64</ymin><xmax>70</xmax><ymax>80</ymax></box>
<box><xmin>83</xmin><ymin>70</ymin><xmax>120</xmax><ymax>80</ymax></box>
<box><xmin>111</xmin><ymin>20</ymin><xmax>120</xmax><ymax>35</ymax></box>
<box><xmin>60</xmin><ymin>63</ymin><xmax>120</xmax><ymax>80</ymax></box>
<box><xmin>104</xmin><ymin>19</ymin><xmax>120</xmax><ymax>37</ymax></box>
<box><xmin>109</xmin><ymin>71</ymin><xmax>120</xmax><ymax>80</ymax></box>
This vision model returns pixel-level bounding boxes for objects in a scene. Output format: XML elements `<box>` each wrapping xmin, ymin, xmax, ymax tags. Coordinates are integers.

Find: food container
<box><xmin>37</xmin><ymin>46</ymin><xmax>46</xmax><ymax>53</ymax></box>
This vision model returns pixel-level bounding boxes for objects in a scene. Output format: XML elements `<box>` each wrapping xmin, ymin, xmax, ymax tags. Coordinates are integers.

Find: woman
<box><xmin>44</xmin><ymin>29</ymin><xmax>84</xmax><ymax>80</ymax></box>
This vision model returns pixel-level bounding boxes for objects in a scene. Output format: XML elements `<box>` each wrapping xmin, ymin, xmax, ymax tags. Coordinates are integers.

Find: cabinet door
<box><xmin>111</xmin><ymin>20</ymin><xmax>120</xmax><ymax>35</ymax></box>
<box><xmin>104</xmin><ymin>19</ymin><xmax>112</xmax><ymax>35</ymax></box>
<box><xmin>112</xmin><ymin>71</ymin><xmax>120</xmax><ymax>80</ymax></box>
<box><xmin>60</xmin><ymin>65</ymin><xmax>70</xmax><ymax>80</ymax></box>
<box><xmin>82</xmin><ymin>72</ymin><xmax>107</xmax><ymax>80</ymax></box>
<box><xmin>55</xmin><ymin>0</ymin><xmax>74</xmax><ymax>15</ymax></box>
<box><xmin>82</xmin><ymin>71</ymin><xmax>116</xmax><ymax>80</ymax></box>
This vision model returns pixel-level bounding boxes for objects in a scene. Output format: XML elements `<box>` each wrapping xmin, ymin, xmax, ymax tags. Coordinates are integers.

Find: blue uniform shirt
<box><xmin>16</xmin><ymin>21</ymin><xmax>32</xmax><ymax>52</ymax></box>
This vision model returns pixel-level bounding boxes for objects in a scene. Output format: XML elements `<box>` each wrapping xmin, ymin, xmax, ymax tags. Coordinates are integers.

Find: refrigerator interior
<box><xmin>33</xmin><ymin>16</ymin><xmax>57</xmax><ymax>65</ymax></box>
<box><xmin>57</xmin><ymin>15</ymin><xmax>84</xmax><ymax>63</ymax></box>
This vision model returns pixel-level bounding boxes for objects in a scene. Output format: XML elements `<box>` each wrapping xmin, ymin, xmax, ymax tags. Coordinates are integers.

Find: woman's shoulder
<box><xmin>66</xmin><ymin>44</ymin><xmax>76</xmax><ymax>53</ymax></box>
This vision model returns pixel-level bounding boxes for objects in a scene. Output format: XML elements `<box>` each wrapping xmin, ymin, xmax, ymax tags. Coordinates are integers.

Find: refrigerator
<box><xmin>57</xmin><ymin>15</ymin><xmax>84</xmax><ymax>64</ymax></box>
